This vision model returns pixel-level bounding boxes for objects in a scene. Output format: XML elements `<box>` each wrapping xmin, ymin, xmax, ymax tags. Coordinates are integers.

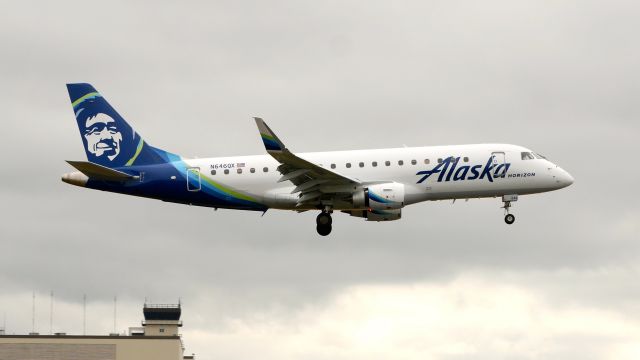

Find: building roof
<box><xmin>0</xmin><ymin>335</ymin><xmax>180</xmax><ymax>340</ymax></box>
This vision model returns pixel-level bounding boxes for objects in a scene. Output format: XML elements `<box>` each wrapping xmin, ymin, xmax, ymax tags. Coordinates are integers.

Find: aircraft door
<box><xmin>187</xmin><ymin>167</ymin><xmax>201</xmax><ymax>191</ymax></box>
<box><xmin>492</xmin><ymin>152</ymin><xmax>506</xmax><ymax>179</ymax></box>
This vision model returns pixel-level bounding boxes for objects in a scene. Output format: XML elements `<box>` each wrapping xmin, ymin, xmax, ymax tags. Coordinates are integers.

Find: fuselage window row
<box><xmin>208</xmin><ymin>156</ymin><xmax>471</xmax><ymax>176</ymax></box>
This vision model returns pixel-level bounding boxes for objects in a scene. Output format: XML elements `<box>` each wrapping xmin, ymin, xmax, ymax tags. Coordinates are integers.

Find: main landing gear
<box><xmin>502</xmin><ymin>194</ymin><xmax>518</xmax><ymax>225</ymax></box>
<box><xmin>316</xmin><ymin>209</ymin><xmax>333</xmax><ymax>236</ymax></box>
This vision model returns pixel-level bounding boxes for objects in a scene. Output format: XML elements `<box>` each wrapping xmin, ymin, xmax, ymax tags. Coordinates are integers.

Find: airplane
<box><xmin>62</xmin><ymin>83</ymin><xmax>574</xmax><ymax>236</ymax></box>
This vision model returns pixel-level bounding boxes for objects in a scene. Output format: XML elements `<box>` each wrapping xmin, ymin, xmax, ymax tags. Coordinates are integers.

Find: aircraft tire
<box><xmin>317</xmin><ymin>224</ymin><xmax>332</xmax><ymax>236</ymax></box>
<box><xmin>316</xmin><ymin>212</ymin><xmax>332</xmax><ymax>226</ymax></box>
<box><xmin>504</xmin><ymin>214</ymin><xmax>515</xmax><ymax>225</ymax></box>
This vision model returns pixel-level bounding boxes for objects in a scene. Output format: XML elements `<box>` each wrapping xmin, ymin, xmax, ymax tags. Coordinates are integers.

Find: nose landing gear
<box><xmin>316</xmin><ymin>209</ymin><xmax>333</xmax><ymax>236</ymax></box>
<box><xmin>501</xmin><ymin>194</ymin><xmax>518</xmax><ymax>225</ymax></box>
<box><xmin>504</xmin><ymin>213</ymin><xmax>515</xmax><ymax>224</ymax></box>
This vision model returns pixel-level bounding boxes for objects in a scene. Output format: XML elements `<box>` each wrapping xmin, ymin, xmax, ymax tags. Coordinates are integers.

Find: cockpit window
<box><xmin>534</xmin><ymin>153</ymin><xmax>547</xmax><ymax>159</ymax></box>
<box><xmin>521</xmin><ymin>152</ymin><xmax>535</xmax><ymax>160</ymax></box>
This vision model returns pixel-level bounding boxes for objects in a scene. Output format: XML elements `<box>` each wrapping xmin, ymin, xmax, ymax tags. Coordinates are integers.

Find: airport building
<box><xmin>0</xmin><ymin>303</ymin><xmax>195</xmax><ymax>360</ymax></box>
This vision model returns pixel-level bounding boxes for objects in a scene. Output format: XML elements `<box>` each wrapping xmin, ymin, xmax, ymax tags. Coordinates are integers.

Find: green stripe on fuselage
<box><xmin>200</xmin><ymin>174</ymin><xmax>259</xmax><ymax>203</ymax></box>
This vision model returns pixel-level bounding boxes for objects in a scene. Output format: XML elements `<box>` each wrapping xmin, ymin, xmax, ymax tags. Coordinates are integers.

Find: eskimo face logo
<box><xmin>84</xmin><ymin>113</ymin><xmax>122</xmax><ymax>161</ymax></box>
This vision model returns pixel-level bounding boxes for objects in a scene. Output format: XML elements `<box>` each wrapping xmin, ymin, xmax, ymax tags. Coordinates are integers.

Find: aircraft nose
<box><xmin>556</xmin><ymin>167</ymin><xmax>574</xmax><ymax>188</ymax></box>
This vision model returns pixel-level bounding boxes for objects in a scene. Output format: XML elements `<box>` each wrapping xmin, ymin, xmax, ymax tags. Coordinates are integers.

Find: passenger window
<box><xmin>438</xmin><ymin>158</ymin><xmax>443</xmax><ymax>164</ymax></box>
<box><xmin>250</xmin><ymin>168</ymin><xmax>255</xmax><ymax>173</ymax></box>
<box><xmin>224</xmin><ymin>169</ymin><xmax>229</xmax><ymax>175</ymax></box>
<box><xmin>359</xmin><ymin>162</ymin><xmax>364</xmax><ymax>168</ymax></box>
<box><xmin>424</xmin><ymin>159</ymin><xmax>430</xmax><ymax>164</ymax></box>
<box><xmin>331</xmin><ymin>164</ymin><xmax>336</xmax><ymax>169</ymax></box>
<box><xmin>237</xmin><ymin>168</ymin><xmax>243</xmax><ymax>174</ymax></box>
<box><xmin>385</xmin><ymin>161</ymin><xmax>391</xmax><ymax>166</ymax></box>
<box><xmin>372</xmin><ymin>161</ymin><xmax>378</xmax><ymax>167</ymax></box>
<box><xmin>463</xmin><ymin>157</ymin><xmax>469</xmax><ymax>162</ymax></box>
<box><xmin>263</xmin><ymin>167</ymin><xmax>268</xmax><ymax>172</ymax></box>
<box><xmin>411</xmin><ymin>159</ymin><xmax>417</xmax><ymax>165</ymax></box>
<box><xmin>211</xmin><ymin>170</ymin><xmax>216</xmax><ymax>175</ymax></box>
<box><xmin>398</xmin><ymin>160</ymin><xmax>404</xmax><ymax>166</ymax></box>
<box><xmin>346</xmin><ymin>163</ymin><xmax>351</xmax><ymax>168</ymax></box>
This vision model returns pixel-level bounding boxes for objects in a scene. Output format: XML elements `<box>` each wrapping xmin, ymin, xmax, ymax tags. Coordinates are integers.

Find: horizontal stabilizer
<box><xmin>66</xmin><ymin>160</ymin><xmax>138</xmax><ymax>181</ymax></box>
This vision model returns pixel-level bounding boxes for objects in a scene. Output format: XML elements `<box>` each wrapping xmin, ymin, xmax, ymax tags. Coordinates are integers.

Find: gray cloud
<box><xmin>1</xmin><ymin>0</ymin><xmax>639</xmax><ymax>358</ymax></box>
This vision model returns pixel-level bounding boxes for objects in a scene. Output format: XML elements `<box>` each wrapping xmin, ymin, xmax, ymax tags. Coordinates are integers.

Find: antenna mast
<box><xmin>113</xmin><ymin>296</ymin><xmax>117</xmax><ymax>334</ymax></box>
<box><xmin>83</xmin><ymin>294</ymin><xmax>87</xmax><ymax>335</ymax></box>
<box><xmin>31</xmin><ymin>291</ymin><xmax>35</xmax><ymax>334</ymax></box>
<box><xmin>49</xmin><ymin>291</ymin><xmax>54</xmax><ymax>335</ymax></box>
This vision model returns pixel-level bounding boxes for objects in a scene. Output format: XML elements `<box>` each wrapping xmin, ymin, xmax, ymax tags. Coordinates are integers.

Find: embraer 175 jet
<box><xmin>62</xmin><ymin>84</ymin><xmax>574</xmax><ymax>236</ymax></box>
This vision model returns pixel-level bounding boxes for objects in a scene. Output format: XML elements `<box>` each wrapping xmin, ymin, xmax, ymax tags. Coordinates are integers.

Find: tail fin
<box><xmin>66</xmin><ymin>83</ymin><xmax>173</xmax><ymax>168</ymax></box>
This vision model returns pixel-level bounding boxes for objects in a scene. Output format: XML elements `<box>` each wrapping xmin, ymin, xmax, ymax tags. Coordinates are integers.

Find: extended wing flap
<box><xmin>66</xmin><ymin>160</ymin><xmax>138</xmax><ymax>181</ymax></box>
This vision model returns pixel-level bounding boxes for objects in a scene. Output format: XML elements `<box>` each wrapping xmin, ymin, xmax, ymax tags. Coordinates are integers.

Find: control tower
<box><xmin>142</xmin><ymin>303</ymin><xmax>182</xmax><ymax>337</ymax></box>
<box><xmin>0</xmin><ymin>302</ymin><xmax>193</xmax><ymax>359</ymax></box>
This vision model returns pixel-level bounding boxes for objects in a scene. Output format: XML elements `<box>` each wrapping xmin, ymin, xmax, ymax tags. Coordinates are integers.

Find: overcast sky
<box><xmin>1</xmin><ymin>0</ymin><xmax>639</xmax><ymax>359</ymax></box>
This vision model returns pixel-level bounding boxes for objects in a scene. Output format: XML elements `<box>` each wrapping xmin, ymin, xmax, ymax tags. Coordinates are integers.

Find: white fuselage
<box><xmin>182</xmin><ymin>143</ymin><xmax>574</xmax><ymax>210</ymax></box>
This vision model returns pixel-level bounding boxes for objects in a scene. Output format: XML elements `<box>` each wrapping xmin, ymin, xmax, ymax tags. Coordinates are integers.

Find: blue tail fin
<box><xmin>67</xmin><ymin>83</ymin><xmax>174</xmax><ymax>168</ymax></box>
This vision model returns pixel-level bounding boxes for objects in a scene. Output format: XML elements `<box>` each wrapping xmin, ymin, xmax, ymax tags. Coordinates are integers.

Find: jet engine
<box><xmin>343</xmin><ymin>208</ymin><xmax>402</xmax><ymax>221</ymax></box>
<box><xmin>352</xmin><ymin>182</ymin><xmax>405</xmax><ymax>210</ymax></box>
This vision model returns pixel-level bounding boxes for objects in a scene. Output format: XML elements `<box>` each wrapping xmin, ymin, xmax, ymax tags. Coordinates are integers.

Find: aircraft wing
<box><xmin>254</xmin><ymin>117</ymin><xmax>360</xmax><ymax>206</ymax></box>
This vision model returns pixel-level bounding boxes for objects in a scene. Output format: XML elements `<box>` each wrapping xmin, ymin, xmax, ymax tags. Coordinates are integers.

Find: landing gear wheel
<box><xmin>316</xmin><ymin>212</ymin><xmax>332</xmax><ymax>226</ymax></box>
<box><xmin>317</xmin><ymin>224</ymin><xmax>332</xmax><ymax>236</ymax></box>
<box><xmin>504</xmin><ymin>214</ymin><xmax>515</xmax><ymax>225</ymax></box>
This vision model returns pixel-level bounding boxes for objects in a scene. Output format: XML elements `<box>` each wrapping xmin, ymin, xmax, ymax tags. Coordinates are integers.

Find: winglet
<box><xmin>254</xmin><ymin>117</ymin><xmax>286</xmax><ymax>152</ymax></box>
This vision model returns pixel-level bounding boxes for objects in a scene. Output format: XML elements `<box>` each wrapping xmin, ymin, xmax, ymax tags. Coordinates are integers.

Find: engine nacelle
<box><xmin>344</xmin><ymin>209</ymin><xmax>402</xmax><ymax>221</ymax></box>
<box><xmin>352</xmin><ymin>182</ymin><xmax>405</xmax><ymax>210</ymax></box>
